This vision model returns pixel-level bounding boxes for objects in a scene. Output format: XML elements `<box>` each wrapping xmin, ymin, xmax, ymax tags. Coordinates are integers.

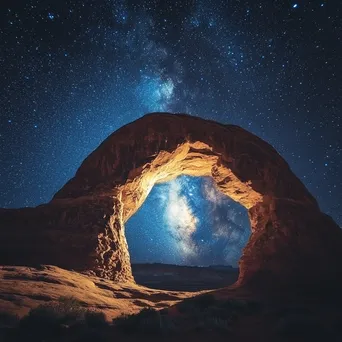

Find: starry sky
<box><xmin>126</xmin><ymin>176</ymin><xmax>250</xmax><ymax>266</ymax></box>
<box><xmin>1</xmin><ymin>0</ymin><xmax>341</xmax><ymax>265</ymax></box>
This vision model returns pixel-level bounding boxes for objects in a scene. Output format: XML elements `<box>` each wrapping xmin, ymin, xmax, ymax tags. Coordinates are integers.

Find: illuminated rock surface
<box><xmin>0</xmin><ymin>265</ymin><xmax>194</xmax><ymax>319</ymax></box>
<box><xmin>0</xmin><ymin>113</ymin><xmax>341</xmax><ymax>291</ymax></box>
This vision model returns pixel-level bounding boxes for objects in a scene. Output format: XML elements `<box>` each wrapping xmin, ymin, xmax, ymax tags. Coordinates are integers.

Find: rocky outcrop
<box><xmin>0</xmin><ymin>113</ymin><xmax>341</xmax><ymax>292</ymax></box>
<box><xmin>0</xmin><ymin>265</ymin><xmax>192</xmax><ymax>319</ymax></box>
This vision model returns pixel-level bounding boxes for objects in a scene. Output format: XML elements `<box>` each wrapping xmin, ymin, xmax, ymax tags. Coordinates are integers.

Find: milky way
<box><xmin>0</xmin><ymin>1</ymin><xmax>341</xmax><ymax>264</ymax></box>
<box><xmin>126</xmin><ymin>176</ymin><xmax>250</xmax><ymax>266</ymax></box>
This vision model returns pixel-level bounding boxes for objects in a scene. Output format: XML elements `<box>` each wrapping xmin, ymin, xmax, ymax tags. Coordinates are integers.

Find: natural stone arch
<box><xmin>0</xmin><ymin>113</ymin><xmax>342</xmax><ymax>291</ymax></box>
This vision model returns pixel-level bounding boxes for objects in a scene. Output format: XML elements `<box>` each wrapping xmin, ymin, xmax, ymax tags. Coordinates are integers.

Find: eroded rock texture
<box><xmin>0</xmin><ymin>113</ymin><xmax>341</xmax><ymax>291</ymax></box>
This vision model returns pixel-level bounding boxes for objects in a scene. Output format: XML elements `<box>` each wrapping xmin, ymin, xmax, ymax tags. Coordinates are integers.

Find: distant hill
<box><xmin>131</xmin><ymin>263</ymin><xmax>239</xmax><ymax>291</ymax></box>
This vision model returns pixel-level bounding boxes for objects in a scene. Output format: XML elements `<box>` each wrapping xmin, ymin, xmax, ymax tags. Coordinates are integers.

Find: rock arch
<box><xmin>0</xmin><ymin>113</ymin><xmax>341</xmax><ymax>290</ymax></box>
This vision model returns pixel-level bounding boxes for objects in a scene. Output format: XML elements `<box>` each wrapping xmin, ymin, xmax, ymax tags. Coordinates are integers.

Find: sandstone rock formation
<box><xmin>0</xmin><ymin>265</ymin><xmax>194</xmax><ymax>319</ymax></box>
<box><xmin>0</xmin><ymin>113</ymin><xmax>341</xmax><ymax>292</ymax></box>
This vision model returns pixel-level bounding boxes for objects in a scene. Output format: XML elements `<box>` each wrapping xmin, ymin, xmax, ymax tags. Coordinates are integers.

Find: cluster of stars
<box><xmin>126</xmin><ymin>176</ymin><xmax>250</xmax><ymax>266</ymax></box>
<box><xmin>0</xmin><ymin>0</ymin><xmax>341</xmax><ymax>263</ymax></box>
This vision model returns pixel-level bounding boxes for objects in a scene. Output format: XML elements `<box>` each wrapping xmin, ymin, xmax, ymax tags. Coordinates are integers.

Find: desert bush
<box><xmin>196</xmin><ymin>316</ymin><xmax>232</xmax><ymax>333</ymax></box>
<box><xmin>203</xmin><ymin>305</ymin><xmax>234</xmax><ymax>320</ymax></box>
<box><xmin>68</xmin><ymin>327</ymin><xmax>108</xmax><ymax>342</ymax></box>
<box><xmin>84</xmin><ymin>310</ymin><xmax>108</xmax><ymax>329</ymax></box>
<box><xmin>218</xmin><ymin>298</ymin><xmax>261</xmax><ymax>315</ymax></box>
<box><xmin>18</xmin><ymin>305</ymin><xmax>65</xmax><ymax>340</ymax></box>
<box><xmin>114</xmin><ymin>307</ymin><xmax>177</xmax><ymax>335</ymax></box>
<box><xmin>113</xmin><ymin>308</ymin><xmax>160</xmax><ymax>333</ymax></box>
<box><xmin>178</xmin><ymin>295</ymin><xmax>260</xmax><ymax>319</ymax></box>
<box><xmin>112</xmin><ymin>297</ymin><xmax>262</xmax><ymax>336</ymax></box>
<box><xmin>113</xmin><ymin>301</ymin><xmax>236</xmax><ymax>335</ymax></box>
<box><xmin>219</xmin><ymin>298</ymin><xmax>248</xmax><ymax>311</ymax></box>
<box><xmin>178</xmin><ymin>293</ymin><xmax>217</xmax><ymax>313</ymax></box>
<box><xmin>3</xmin><ymin>297</ymin><xmax>110</xmax><ymax>342</ymax></box>
<box><xmin>17</xmin><ymin>296</ymin><xmax>87</xmax><ymax>340</ymax></box>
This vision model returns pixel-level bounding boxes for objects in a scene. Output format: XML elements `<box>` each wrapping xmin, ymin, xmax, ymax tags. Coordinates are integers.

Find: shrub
<box><xmin>113</xmin><ymin>297</ymin><xmax>262</xmax><ymax>336</ymax></box>
<box><xmin>202</xmin><ymin>305</ymin><xmax>233</xmax><ymax>320</ymax></box>
<box><xmin>178</xmin><ymin>295</ymin><xmax>260</xmax><ymax>319</ymax></box>
<box><xmin>68</xmin><ymin>328</ymin><xmax>108</xmax><ymax>342</ymax></box>
<box><xmin>114</xmin><ymin>308</ymin><xmax>159</xmax><ymax>333</ymax></box>
<box><xmin>18</xmin><ymin>305</ymin><xmax>65</xmax><ymax>339</ymax></box>
<box><xmin>178</xmin><ymin>294</ymin><xmax>217</xmax><ymax>313</ymax></box>
<box><xmin>113</xmin><ymin>300</ymin><xmax>236</xmax><ymax>335</ymax></box>
<box><xmin>6</xmin><ymin>297</ymin><xmax>111</xmax><ymax>342</ymax></box>
<box><xmin>196</xmin><ymin>316</ymin><xmax>232</xmax><ymax>333</ymax></box>
<box><xmin>84</xmin><ymin>310</ymin><xmax>108</xmax><ymax>329</ymax></box>
<box><xmin>17</xmin><ymin>296</ymin><xmax>86</xmax><ymax>339</ymax></box>
<box><xmin>218</xmin><ymin>298</ymin><xmax>261</xmax><ymax>315</ymax></box>
<box><xmin>114</xmin><ymin>307</ymin><xmax>177</xmax><ymax>335</ymax></box>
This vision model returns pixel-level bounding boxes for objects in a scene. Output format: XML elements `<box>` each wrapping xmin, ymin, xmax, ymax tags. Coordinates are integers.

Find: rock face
<box><xmin>0</xmin><ymin>113</ymin><xmax>341</xmax><ymax>291</ymax></box>
<box><xmin>0</xmin><ymin>265</ymin><xmax>194</xmax><ymax>319</ymax></box>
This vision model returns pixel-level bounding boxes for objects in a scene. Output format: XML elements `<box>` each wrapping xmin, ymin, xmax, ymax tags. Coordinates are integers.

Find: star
<box><xmin>1</xmin><ymin>0</ymin><xmax>341</xmax><ymax>267</ymax></box>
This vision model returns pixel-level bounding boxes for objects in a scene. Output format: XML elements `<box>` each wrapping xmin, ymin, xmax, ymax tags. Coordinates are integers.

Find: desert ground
<box><xmin>1</xmin><ymin>264</ymin><xmax>341</xmax><ymax>341</ymax></box>
<box><xmin>132</xmin><ymin>263</ymin><xmax>239</xmax><ymax>291</ymax></box>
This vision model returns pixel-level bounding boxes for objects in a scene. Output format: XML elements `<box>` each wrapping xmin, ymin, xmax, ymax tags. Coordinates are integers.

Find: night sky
<box><xmin>126</xmin><ymin>176</ymin><xmax>250</xmax><ymax>266</ymax></box>
<box><xmin>1</xmin><ymin>1</ymin><xmax>341</xmax><ymax>265</ymax></box>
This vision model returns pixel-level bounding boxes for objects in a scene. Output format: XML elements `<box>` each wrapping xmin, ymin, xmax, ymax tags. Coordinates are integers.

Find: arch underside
<box><xmin>120</xmin><ymin>141</ymin><xmax>263</xmax><ymax>223</ymax></box>
<box><xmin>0</xmin><ymin>113</ymin><xmax>341</xmax><ymax>291</ymax></box>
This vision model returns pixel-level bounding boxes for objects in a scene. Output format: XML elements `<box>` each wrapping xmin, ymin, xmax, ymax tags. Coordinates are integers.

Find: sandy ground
<box><xmin>1</xmin><ymin>265</ymin><xmax>342</xmax><ymax>341</ymax></box>
<box><xmin>0</xmin><ymin>265</ymin><xmax>202</xmax><ymax>320</ymax></box>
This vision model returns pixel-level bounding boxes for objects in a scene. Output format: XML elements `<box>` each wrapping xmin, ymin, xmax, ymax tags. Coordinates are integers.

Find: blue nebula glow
<box><xmin>136</xmin><ymin>75</ymin><xmax>175</xmax><ymax>111</ymax></box>
<box><xmin>126</xmin><ymin>176</ymin><xmax>250</xmax><ymax>266</ymax></box>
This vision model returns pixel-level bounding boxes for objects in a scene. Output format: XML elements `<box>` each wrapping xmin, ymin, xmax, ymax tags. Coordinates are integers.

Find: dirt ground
<box><xmin>1</xmin><ymin>265</ymin><xmax>342</xmax><ymax>341</ymax></box>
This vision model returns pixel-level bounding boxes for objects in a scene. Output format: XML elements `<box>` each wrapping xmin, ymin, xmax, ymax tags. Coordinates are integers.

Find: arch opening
<box><xmin>125</xmin><ymin>175</ymin><xmax>251</xmax><ymax>291</ymax></box>
<box><xmin>111</xmin><ymin>139</ymin><xmax>264</xmax><ymax>284</ymax></box>
<box><xmin>118</xmin><ymin>140</ymin><xmax>264</xmax><ymax>225</ymax></box>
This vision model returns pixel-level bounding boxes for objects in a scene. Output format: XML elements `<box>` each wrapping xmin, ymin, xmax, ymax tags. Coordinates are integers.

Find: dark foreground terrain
<box><xmin>1</xmin><ymin>290</ymin><xmax>342</xmax><ymax>342</ymax></box>
<box><xmin>132</xmin><ymin>263</ymin><xmax>239</xmax><ymax>291</ymax></box>
<box><xmin>1</xmin><ymin>265</ymin><xmax>342</xmax><ymax>342</ymax></box>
